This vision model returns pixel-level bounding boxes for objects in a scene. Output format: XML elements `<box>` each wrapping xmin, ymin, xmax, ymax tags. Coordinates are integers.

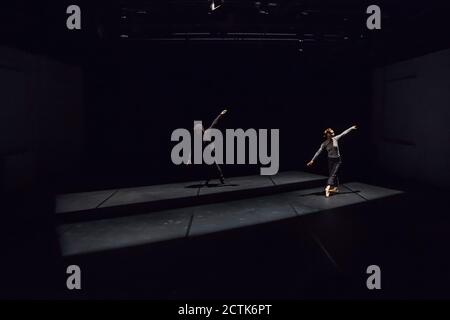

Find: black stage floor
<box><xmin>58</xmin><ymin>180</ymin><xmax>402</xmax><ymax>256</ymax></box>
<box><xmin>55</xmin><ymin>171</ymin><xmax>327</xmax><ymax>221</ymax></box>
<box><xmin>54</xmin><ymin>171</ymin><xmax>450</xmax><ymax>299</ymax></box>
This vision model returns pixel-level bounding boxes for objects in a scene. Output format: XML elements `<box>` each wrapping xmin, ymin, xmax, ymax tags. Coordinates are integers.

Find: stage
<box><xmin>53</xmin><ymin>171</ymin><xmax>432</xmax><ymax>299</ymax></box>
<box><xmin>56</xmin><ymin>171</ymin><xmax>402</xmax><ymax>256</ymax></box>
<box><xmin>2</xmin><ymin>0</ymin><xmax>450</xmax><ymax>303</ymax></box>
<box><xmin>55</xmin><ymin>171</ymin><xmax>327</xmax><ymax>222</ymax></box>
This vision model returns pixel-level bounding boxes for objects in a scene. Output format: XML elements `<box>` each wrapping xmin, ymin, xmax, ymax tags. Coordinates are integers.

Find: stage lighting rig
<box><xmin>210</xmin><ymin>0</ymin><xmax>224</xmax><ymax>12</ymax></box>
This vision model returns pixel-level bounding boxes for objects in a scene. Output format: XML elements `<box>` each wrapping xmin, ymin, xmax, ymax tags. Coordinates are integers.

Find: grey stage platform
<box><xmin>57</xmin><ymin>180</ymin><xmax>403</xmax><ymax>257</ymax></box>
<box><xmin>56</xmin><ymin>171</ymin><xmax>327</xmax><ymax>222</ymax></box>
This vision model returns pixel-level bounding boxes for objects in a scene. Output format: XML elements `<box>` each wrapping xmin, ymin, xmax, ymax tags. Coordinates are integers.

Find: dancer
<box><xmin>205</xmin><ymin>109</ymin><xmax>227</xmax><ymax>185</ymax></box>
<box><xmin>307</xmin><ymin>125</ymin><xmax>357</xmax><ymax>197</ymax></box>
<box><xmin>190</xmin><ymin>109</ymin><xmax>228</xmax><ymax>185</ymax></box>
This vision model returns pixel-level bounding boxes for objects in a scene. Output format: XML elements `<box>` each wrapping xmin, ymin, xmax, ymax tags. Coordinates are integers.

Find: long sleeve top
<box><xmin>311</xmin><ymin>127</ymin><xmax>355</xmax><ymax>161</ymax></box>
<box><xmin>208</xmin><ymin>113</ymin><xmax>224</xmax><ymax>130</ymax></box>
<box><xmin>189</xmin><ymin>112</ymin><xmax>226</xmax><ymax>162</ymax></box>
<box><xmin>203</xmin><ymin>112</ymin><xmax>225</xmax><ymax>141</ymax></box>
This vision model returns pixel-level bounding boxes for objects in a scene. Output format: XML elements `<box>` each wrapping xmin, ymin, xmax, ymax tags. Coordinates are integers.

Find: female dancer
<box><xmin>307</xmin><ymin>125</ymin><xmax>357</xmax><ymax>197</ymax></box>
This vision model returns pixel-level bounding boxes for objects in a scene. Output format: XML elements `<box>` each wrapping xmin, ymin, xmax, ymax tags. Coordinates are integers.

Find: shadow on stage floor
<box><xmin>53</xmin><ymin>171</ymin><xmax>450</xmax><ymax>300</ymax></box>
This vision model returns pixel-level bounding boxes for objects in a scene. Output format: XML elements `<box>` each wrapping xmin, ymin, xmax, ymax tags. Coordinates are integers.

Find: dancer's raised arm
<box><xmin>334</xmin><ymin>125</ymin><xmax>357</xmax><ymax>140</ymax></box>
<box><xmin>208</xmin><ymin>109</ymin><xmax>228</xmax><ymax>130</ymax></box>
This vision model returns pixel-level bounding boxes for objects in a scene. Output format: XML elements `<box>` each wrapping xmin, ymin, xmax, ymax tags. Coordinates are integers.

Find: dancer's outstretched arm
<box><xmin>208</xmin><ymin>109</ymin><xmax>228</xmax><ymax>130</ymax></box>
<box><xmin>307</xmin><ymin>143</ymin><xmax>324</xmax><ymax>166</ymax></box>
<box><xmin>334</xmin><ymin>125</ymin><xmax>357</xmax><ymax>140</ymax></box>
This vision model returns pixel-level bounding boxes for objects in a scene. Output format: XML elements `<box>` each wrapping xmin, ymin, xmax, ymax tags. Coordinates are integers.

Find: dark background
<box><xmin>2</xmin><ymin>0</ymin><xmax>449</xmax><ymax>193</ymax></box>
<box><xmin>80</xmin><ymin>42</ymin><xmax>370</xmax><ymax>190</ymax></box>
<box><xmin>0</xmin><ymin>0</ymin><xmax>449</xmax><ymax>299</ymax></box>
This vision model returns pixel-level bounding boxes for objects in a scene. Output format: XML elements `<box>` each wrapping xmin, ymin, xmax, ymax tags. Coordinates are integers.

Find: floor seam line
<box><xmin>288</xmin><ymin>202</ymin><xmax>341</xmax><ymax>273</ymax></box>
<box><xmin>185</xmin><ymin>212</ymin><xmax>195</xmax><ymax>238</ymax></box>
<box><xmin>96</xmin><ymin>189</ymin><xmax>120</xmax><ymax>208</ymax></box>
<box><xmin>344</xmin><ymin>184</ymin><xmax>368</xmax><ymax>201</ymax></box>
<box><xmin>308</xmin><ymin>229</ymin><xmax>341</xmax><ymax>273</ymax></box>
<box><xmin>268</xmin><ymin>176</ymin><xmax>277</xmax><ymax>186</ymax></box>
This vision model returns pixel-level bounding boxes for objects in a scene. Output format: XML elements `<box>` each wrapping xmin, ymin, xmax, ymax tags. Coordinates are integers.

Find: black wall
<box><xmin>0</xmin><ymin>46</ymin><xmax>82</xmax><ymax>298</ymax></box>
<box><xmin>75</xmin><ymin>42</ymin><xmax>371</xmax><ymax>191</ymax></box>
<box><xmin>372</xmin><ymin>48</ymin><xmax>450</xmax><ymax>189</ymax></box>
<box><xmin>0</xmin><ymin>46</ymin><xmax>84</xmax><ymax>192</ymax></box>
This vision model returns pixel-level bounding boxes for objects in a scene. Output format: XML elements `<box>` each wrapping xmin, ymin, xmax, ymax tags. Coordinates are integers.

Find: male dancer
<box><xmin>307</xmin><ymin>125</ymin><xmax>357</xmax><ymax>197</ymax></box>
<box><xmin>190</xmin><ymin>109</ymin><xmax>228</xmax><ymax>185</ymax></box>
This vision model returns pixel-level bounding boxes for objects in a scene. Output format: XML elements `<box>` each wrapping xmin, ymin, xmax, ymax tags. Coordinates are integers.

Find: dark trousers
<box><xmin>327</xmin><ymin>157</ymin><xmax>341</xmax><ymax>187</ymax></box>
<box><xmin>209</xmin><ymin>162</ymin><xmax>224</xmax><ymax>183</ymax></box>
<box><xmin>194</xmin><ymin>162</ymin><xmax>223</xmax><ymax>184</ymax></box>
